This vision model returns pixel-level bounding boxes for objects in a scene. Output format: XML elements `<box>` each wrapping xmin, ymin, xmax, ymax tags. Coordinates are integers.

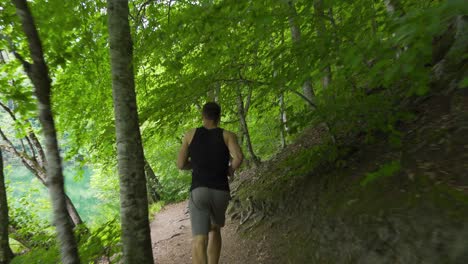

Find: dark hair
<box><xmin>202</xmin><ymin>102</ymin><xmax>221</xmax><ymax>122</ymax></box>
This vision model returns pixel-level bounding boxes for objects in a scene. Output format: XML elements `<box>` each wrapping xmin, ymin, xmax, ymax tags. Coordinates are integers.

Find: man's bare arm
<box><xmin>177</xmin><ymin>131</ymin><xmax>192</xmax><ymax>170</ymax></box>
<box><xmin>225</xmin><ymin>131</ymin><xmax>243</xmax><ymax>174</ymax></box>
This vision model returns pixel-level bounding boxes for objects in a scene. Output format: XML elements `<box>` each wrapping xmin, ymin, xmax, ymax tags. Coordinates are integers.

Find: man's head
<box><xmin>202</xmin><ymin>102</ymin><xmax>221</xmax><ymax>124</ymax></box>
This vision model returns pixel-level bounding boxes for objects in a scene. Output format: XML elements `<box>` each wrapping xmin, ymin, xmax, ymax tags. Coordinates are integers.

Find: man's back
<box><xmin>188</xmin><ymin>127</ymin><xmax>230</xmax><ymax>191</ymax></box>
<box><xmin>176</xmin><ymin>102</ymin><xmax>243</xmax><ymax>264</ymax></box>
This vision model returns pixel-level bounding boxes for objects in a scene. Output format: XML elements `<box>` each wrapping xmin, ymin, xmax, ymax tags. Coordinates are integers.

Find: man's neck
<box><xmin>203</xmin><ymin>121</ymin><xmax>218</xmax><ymax>129</ymax></box>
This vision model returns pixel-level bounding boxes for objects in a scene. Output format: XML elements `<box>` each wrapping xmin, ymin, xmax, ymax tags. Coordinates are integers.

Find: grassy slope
<box><xmin>230</xmin><ymin>86</ymin><xmax>468</xmax><ymax>263</ymax></box>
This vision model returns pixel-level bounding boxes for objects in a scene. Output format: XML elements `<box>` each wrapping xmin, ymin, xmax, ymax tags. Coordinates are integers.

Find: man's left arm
<box><xmin>177</xmin><ymin>132</ymin><xmax>192</xmax><ymax>170</ymax></box>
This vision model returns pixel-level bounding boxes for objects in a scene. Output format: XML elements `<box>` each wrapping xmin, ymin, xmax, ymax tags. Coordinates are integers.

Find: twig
<box><xmin>290</xmin><ymin>89</ymin><xmax>317</xmax><ymax>109</ymax></box>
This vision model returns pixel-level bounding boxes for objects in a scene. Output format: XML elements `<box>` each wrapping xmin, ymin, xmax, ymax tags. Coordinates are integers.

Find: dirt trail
<box><xmin>150</xmin><ymin>201</ymin><xmax>273</xmax><ymax>264</ymax></box>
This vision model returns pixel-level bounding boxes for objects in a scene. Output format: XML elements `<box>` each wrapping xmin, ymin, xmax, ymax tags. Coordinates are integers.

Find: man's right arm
<box><xmin>225</xmin><ymin>131</ymin><xmax>243</xmax><ymax>175</ymax></box>
<box><xmin>177</xmin><ymin>130</ymin><xmax>194</xmax><ymax>170</ymax></box>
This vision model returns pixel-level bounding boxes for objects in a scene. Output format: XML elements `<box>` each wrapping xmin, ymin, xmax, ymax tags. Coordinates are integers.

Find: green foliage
<box><xmin>10</xmin><ymin>246</ymin><xmax>60</xmax><ymax>264</ymax></box>
<box><xmin>460</xmin><ymin>77</ymin><xmax>468</xmax><ymax>89</ymax></box>
<box><xmin>148</xmin><ymin>201</ymin><xmax>165</xmax><ymax>220</ymax></box>
<box><xmin>1</xmin><ymin>0</ymin><xmax>466</xmax><ymax>259</ymax></box>
<box><xmin>77</xmin><ymin>220</ymin><xmax>122</xmax><ymax>263</ymax></box>
<box><xmin>6</xmin><ymin>171</ymin><xmax>56</xmax><ymax>249</ymax></box>
<box><xmin>360</xmin><ymin>160</ymin><xmax>402</xmax><ymax>186</ymax></box>
<box><xmin>11</xmin><ymin>220</ymin><xmax>122</xmax><ymax>264</ymax></box>
<box><xmin>8</xmin><ymin>238</ymin><xmax>26</xmax><ymax>254</ymax></box>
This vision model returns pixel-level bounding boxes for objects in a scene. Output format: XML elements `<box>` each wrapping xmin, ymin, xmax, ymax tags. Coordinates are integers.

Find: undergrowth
<box><xmin>11</xmin><ymin>219</ymin><xmax>122</xmax><ymax>264</ymax></box>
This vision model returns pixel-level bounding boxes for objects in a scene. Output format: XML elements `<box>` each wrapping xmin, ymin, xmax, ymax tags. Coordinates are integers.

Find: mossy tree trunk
<box><xmin>107</xmin><ymin>0</ymin><xmax>154</xmax><ymax>263</ymax></box>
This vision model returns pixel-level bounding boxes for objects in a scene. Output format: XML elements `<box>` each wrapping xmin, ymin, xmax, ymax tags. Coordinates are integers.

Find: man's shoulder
<box><xmin>185</xmin><ymin>128</ymin><xmax>197</xmax><ymax>136</ymax></box>
<box><xmin>183</xmin><ymin>128</ymin><xmax>197</xmax><ymax>144</ymax></box>
<box><xmin>222</xmin><ymin>129</ymin><xmax>237</xmax><ymax>140</ymax></box>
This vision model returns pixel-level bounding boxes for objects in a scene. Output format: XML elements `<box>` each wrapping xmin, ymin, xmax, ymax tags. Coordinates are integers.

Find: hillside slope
<box><xmin>228</xmin><ymin>19</ymin><xmax>468</xmax><ymax>264</ymax></box>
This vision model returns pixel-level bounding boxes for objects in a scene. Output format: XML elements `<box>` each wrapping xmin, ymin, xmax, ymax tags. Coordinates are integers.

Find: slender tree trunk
<box><xmin>107</xmin><ymin>1</ymin><xmax>154</xmax><ymax>263</ymax></box>
<box><xmin>213</xmin><ymin>83</ymin><xmax>221</xmax><ymax>103</ymax></box>
<box><xmin>384</xmin><ymin>0</ymin><xmax>404</xmax><ymax>15</ymax></box>
<box><xmin>287</xmin><ymin>0</ymin><xmax>316</xmax><ymax>107</ymax></box>
<box><xmin>279</xmin><ymin>93</ymin><xmax>287</xmax><ymax>149</ymax></box>
<box><xmin>12</xmin><ymin>1</ymin><xmax>80</xmax><ymax>263</ymax></box>
<box><xmin>0</xmin><ymin>149</ymin><xmax>13</xmax><ymax>264</ymax></box>
<box><xmin>314</xmin><ymin>0</ymin><xmax>332</xmax><ymax>89</ymax></box>
<box><xmin>38</xmin><ymin>170</ymin><xmax>82</xmax><ymax>227</ymax></box>
<box><xmin>214</xmin><ymin>82</ymin><xmax>220</xmax><ymax>103</ymax></box>
<box><xmin>302</xmin><ymin>79</ymin><xmax>316</xmax><ymax>106</ymax></box>
<box><xmin>208</xmin><ymin>82</ymin><xmax>221</xmax><ymax>103</ymax></box>
<box><xmin>287</xmin><ymin>0</ymin><xmax>301</xmax><ymax>43</ymax></box>
<box><xmin>65</xmin><ymin>196</ymin><xmax>82</xmax><ymax>226</ymax></box>
<box><xmin>144</xmin><ymin>159</ymin><xmax>161</xmax><ymax>204</ymax></box>
<box><xmin>236</xmin><ymin>87</ymin><xmax>260</xmax><ymax>166</ymax></box>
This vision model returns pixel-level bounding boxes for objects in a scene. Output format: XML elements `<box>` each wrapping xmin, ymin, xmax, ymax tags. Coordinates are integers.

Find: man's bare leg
<box><xmin>207</xmin><ymin>225</ymin><xmax>222</xmax><ymax>264</ymax></box>
<box><xmin>192</xmin><ymin>235</ymin><xmax>208</xmax><ymax>264</ymax></box>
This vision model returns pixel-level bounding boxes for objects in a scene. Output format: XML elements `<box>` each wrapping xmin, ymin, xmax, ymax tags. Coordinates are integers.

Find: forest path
<box><xmin>150</xmin><ymin>201</ymin><xmax>272</xmax><ymax>264</ymax></box>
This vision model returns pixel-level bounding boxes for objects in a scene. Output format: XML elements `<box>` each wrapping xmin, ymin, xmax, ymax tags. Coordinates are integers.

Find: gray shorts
<box><xmin>189</xmin><ymin>187</ymin><xmax>230</xmax><ymax>236</ymax></box>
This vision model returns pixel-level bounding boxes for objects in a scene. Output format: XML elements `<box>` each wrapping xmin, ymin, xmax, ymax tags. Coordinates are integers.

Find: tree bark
<box><xmin>314</xmin><ymin>0</ymin><xmax>332</xmax><ymax>89</ymax></box>
<box><xmin>214</xmin><ymin>83</ymin><xmax>221</xmax><ymax>103</ymax></box>
<box><xmin>236</xmin><ymin>87</ymin><xmax>260</xmax><ymax>166</ymax></box>
<box><xmin>279</xmin><ymin>93</ymin><xmax>287</xmax><ymax>149</ymax></box>
<box><xmin>384</xmin><ymin>0</ymin><xmax>404</xmax><ymax>15</ymax></box>
<box><xmin>287</xmin><ymin>0</ymin><xmax>316</xmax><ymax>107</ymax></box>
<box><xmin>0</xmin><ymin>149</ymin><xmax>13</xmax><ymax>264</ymax></box>
<box><xmin>208</xmin><ymin>82</ymin><xmax>221</xmax><ymax>103</ymax></box>
<box><xmin>65</xmin><ymin>196</ymin><xmax>83</xmax><ymax>227</ymax></box>
<box><xmin>107</xmin><ymin>0</ymin><xmax>154</xmax><ymax>263</ymax></box>
<box><xmin>11</xmin><ymin>0</ymin><xmax>81</xmax><ymax>263</ymax></box>
<box><xmin>144</xmin><ymin>159</ymin><xmax>161</xmax><ymax>204</ymax></box>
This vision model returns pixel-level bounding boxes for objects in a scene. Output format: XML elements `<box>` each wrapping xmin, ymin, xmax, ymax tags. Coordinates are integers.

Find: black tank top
<box><xmin>188</xmin><ymin>127</ymin><xmax>230</xmax><ymax>191</ymax></box>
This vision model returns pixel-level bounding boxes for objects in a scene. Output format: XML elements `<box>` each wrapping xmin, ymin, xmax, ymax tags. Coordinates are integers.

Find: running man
<box><xmin>177</xmin><ymin>102</ymin><xmax>243</xmax><ymax>264</ymax></box>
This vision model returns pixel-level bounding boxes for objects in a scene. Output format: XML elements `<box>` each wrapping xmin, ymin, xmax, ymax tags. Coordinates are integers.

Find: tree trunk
<box><xmin>287</xmin><ymin>0</ymin><xmax>301</xmax><ymax>43</ymax></box>
<box><xmin>0</xmin><ymin>144</ymin><xmax>83</xmax><ymax>227</ymax></box>
<box><xmin>214</xmin><ymin>83</ymin><xmax>221</xmax><ymax>103</ymax></box>
<box><xmin>12</xmin><ymin>1</ymin><xmax>80</xmax><ymax>263</ymax></box>
<box><xmin>0</xmin><ymin>149</ymin><xmax>13</xmax><ymax>264</ymax></box>
<box><xmin>302</xmin><ymin>78</ymin><xmax>316</xmax><ymax>106</ymax></box>
<box><xmin>314</xmin><ymin>0</ymin><xmax>332</xmax><ymax>89</ymax></box>
<box><xmin>144</xmin><ymin>159</ymin><xmax>161</xmax><ymax>204</ymax></box>
<box><xmin>0</xmin><ymin>103</ymin><xmax>83</xmax><ymax>227</ymax></box>
<box><xmin>287</xmin><ymin>0</ymin><xmax>316</xmax><ymax>107</ymax></box>
<box><xmin>38</xmin><ymin>169</ymin><xmax>82</xmax><ymax>227</ymax></box>
<box><xmin>107</xmin><ymin>1</ymin><xmax>154</xmax><ymax>263</ymax></box>
<box><xmin>279</xmin><ymin>93</ymin><xmax>287</xmax><ymax>149</ymax></box>
<box><xmin>236</xmin><ymin>87</ymin><xmax>260</xmax><ymax>166</ymax></box>
<box><xmin>208</xmin><ymin>82</ymin><xmax>221</xmax><ymax>103</ymax></box>
<box><xmin>384</xmin><ymin>0</ymin><xmax>404</xmax><ymax>15</ymax></box>
<box><xmin>65</xmin><ymin>195</ymin><xmax>83</xmax><ymax>226</ymax></box>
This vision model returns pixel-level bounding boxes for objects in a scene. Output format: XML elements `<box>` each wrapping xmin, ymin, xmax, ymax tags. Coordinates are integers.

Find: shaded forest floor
<box><xmin>150</xmin><ymin>201</ymin><xmax>275</xmax><ymax>264</ymax></box>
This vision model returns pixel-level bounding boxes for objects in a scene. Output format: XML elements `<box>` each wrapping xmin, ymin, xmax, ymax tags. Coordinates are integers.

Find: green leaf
<box><xmin>459</xmin><ymin>77</ymin><xmax>468</xmax><ymax>89</ymax></box>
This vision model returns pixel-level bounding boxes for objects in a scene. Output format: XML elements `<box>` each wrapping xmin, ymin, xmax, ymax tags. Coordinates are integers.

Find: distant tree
<box><xmin>107</xmin><ymin>0</ymin><xmax>154</xmax><ymax>263</ymax></box>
